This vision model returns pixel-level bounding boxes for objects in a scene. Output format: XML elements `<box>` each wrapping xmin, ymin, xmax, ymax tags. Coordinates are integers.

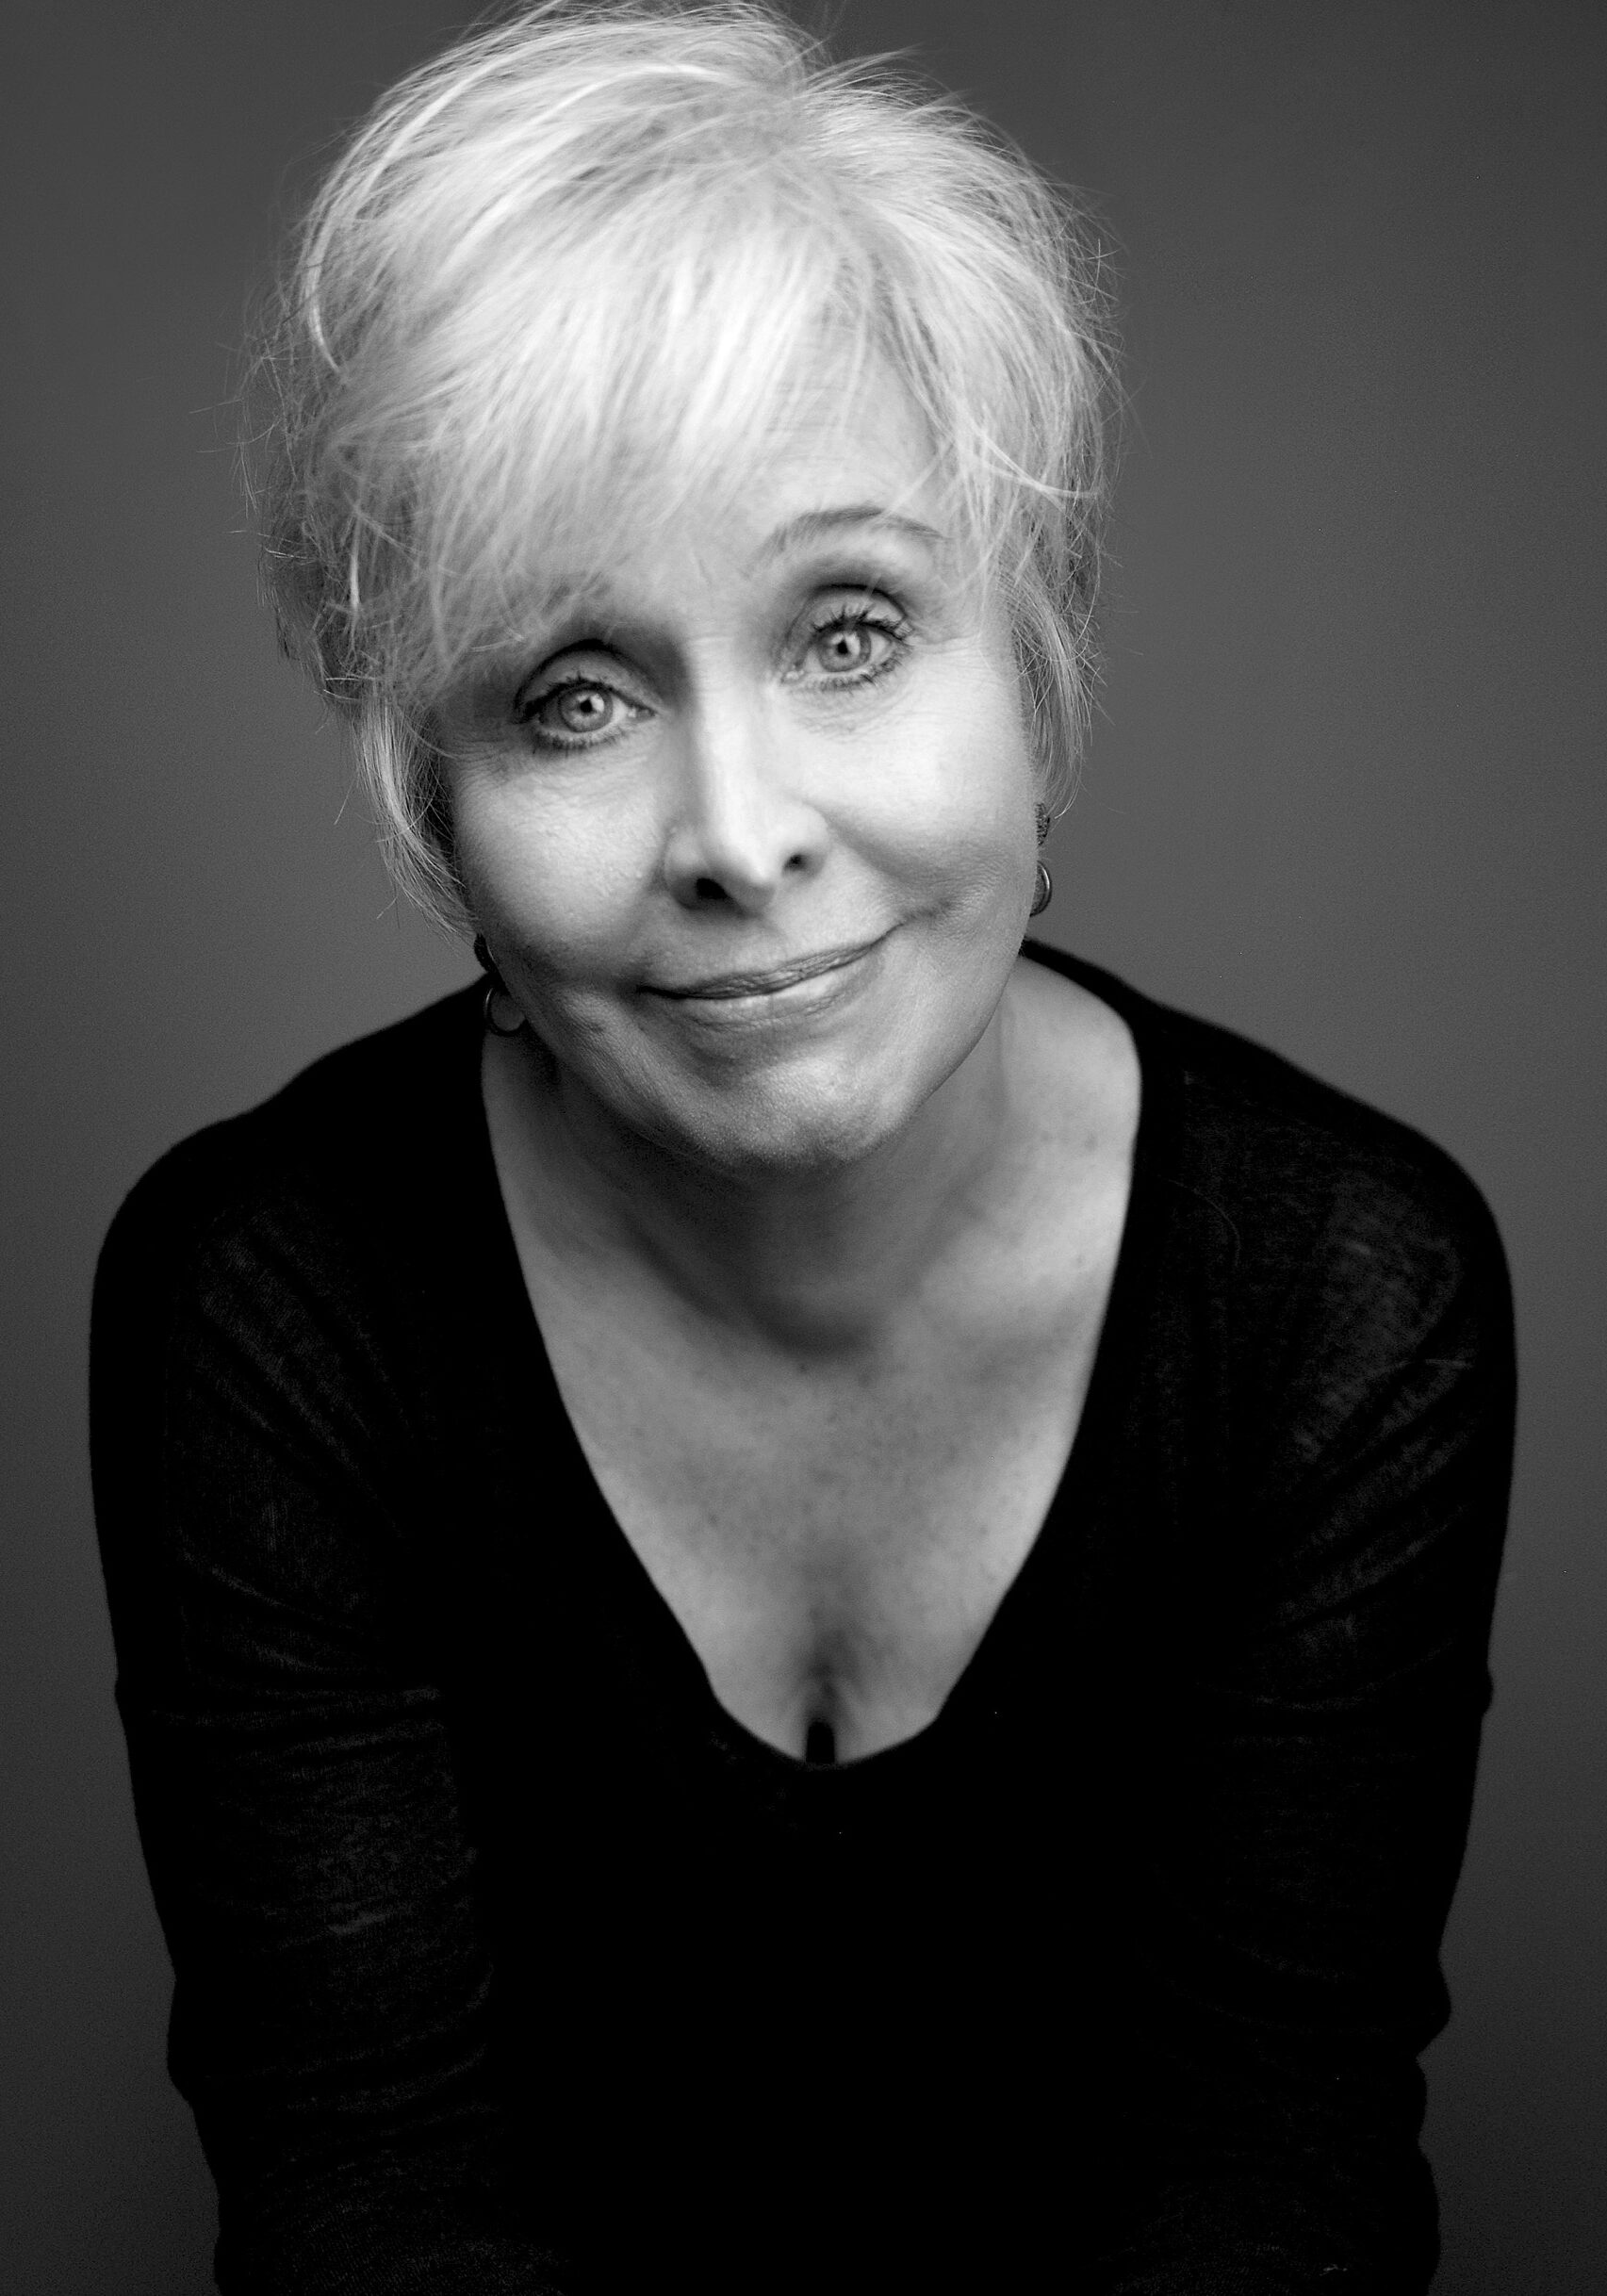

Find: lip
<box><xmin>643</xmin><ymin>933</ymin><xmax>889</xmax><ymax>1003</ymax></box>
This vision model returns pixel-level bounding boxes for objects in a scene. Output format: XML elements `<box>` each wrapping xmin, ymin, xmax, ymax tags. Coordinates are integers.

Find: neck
<box><xmin>487</xmin><ymin>999</ymin><xmax>1026</xmax><ymax>1354</ymax></box>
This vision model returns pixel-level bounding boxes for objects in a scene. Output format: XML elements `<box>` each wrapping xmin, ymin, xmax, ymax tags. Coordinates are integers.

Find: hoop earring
<box><xmin>1030</xmin><ymin>860</ymin><xmax>1054</xmax><ymax>918</ymax></box>
<box><xmin>483</xmin><ymin>983</ymin><xmax>526</xmax><ymax>1037</ymax></box>
<box><xmin>472</xmin><ymin>933</ymin><xmax>526</xmax><ymax>1037</ymax></box>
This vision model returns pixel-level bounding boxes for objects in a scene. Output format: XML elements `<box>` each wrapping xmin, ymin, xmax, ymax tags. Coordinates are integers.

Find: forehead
<box><xmin>528</xmin><ymin>369</ymin><xmax>956</xmax><ymax>618</ymax></box>
<box><xmin>422</xmin><ymin>344</ymin><xmax>994</xmax><ymax>705</ymax></box>
<box><xmin>653</xmin><ymin>354</ymin><xmax>940</xmax><ymax>539</ymax></box>
<box><xmin>747</xmin><ymin>363</ymin><xmax>939</xmax><ymax>524</ymax></box>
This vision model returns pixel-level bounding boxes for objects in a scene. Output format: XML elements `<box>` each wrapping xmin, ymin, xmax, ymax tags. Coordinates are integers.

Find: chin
<box><xmin>555</xmin><ymin>939</ymin><xmax>1005</xmax><ymax>1181</ymax></box>
<box><xmin>644</xmin><ymin>1066</ymin><xmax>922</xmax><ymax>1183</ymax></box>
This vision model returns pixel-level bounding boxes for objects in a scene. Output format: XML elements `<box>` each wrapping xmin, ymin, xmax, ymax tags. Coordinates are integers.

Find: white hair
<box><xmin>248</xmin><ymin>0</ymin><xmax>1117</xmax><ymax>923</ymax></box>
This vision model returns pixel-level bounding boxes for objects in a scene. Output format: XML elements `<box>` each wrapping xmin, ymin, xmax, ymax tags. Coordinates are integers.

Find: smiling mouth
<box><xmin>644</xmin><ymin>933</ymin><xmax>888</xmax><ymax>1002</ymax></box>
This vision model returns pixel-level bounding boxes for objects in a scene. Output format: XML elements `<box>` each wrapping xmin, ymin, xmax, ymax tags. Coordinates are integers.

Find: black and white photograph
<box><xmin>4</xmin><ymin>4</ymin><xmax>1603</xmax><ymax>2290</ymax></box>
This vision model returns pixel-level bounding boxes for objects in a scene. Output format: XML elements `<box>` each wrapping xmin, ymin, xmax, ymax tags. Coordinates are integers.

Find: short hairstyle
<box><xmin>247</xmin><ymin>0</ymin><xmax>1116</xmax><ymax>924</ymax></box>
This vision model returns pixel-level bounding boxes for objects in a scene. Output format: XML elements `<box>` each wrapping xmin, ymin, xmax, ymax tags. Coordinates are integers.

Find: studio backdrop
<box><xmin>3</xmin><ymin>4</ymin><xmax>1602</xmax><ymax>2290</ymax></box>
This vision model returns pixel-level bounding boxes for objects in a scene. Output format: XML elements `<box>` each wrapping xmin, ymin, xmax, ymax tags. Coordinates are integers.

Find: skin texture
<box><xmin>437</xmin><ymin>372</ymin><xmax>1139</xmax><ymax>1760</ymax></box>
<box><xmin>443</xmin><ymin>381</ymin><xmax>1041</xmax><ymax>1189</ymax></box>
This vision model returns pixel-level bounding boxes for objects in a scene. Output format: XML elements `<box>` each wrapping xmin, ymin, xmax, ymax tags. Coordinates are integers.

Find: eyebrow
<box><xmin>757</xmin><ymin>504</ymin><xmax>947</xmax><ymax>561</ymax></box>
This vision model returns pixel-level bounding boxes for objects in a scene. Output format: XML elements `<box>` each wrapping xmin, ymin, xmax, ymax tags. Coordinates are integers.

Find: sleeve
<box><xmin>1102</xmin><ymin>1155</ymin><xmax>1517</xmax><ymax>2295</ymax></box>
<box><xmin>90</xmin><ymin>1156</ymin><xmax>566</xmax><ymax>2295</ymax></box>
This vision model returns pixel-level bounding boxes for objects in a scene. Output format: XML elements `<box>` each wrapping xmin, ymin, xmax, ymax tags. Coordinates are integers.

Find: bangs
<box><xmin>379</xmin><ymin>163</ymin><xmax>935</xmax><ymax>697</ymax></box>
<box><xmin>249</xmin><ymin>2</ymin><xmax>1114</xmax><ymax>918</ymax></box>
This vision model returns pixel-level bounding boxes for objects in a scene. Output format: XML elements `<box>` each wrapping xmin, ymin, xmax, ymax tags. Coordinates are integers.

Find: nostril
<box><xmin>694</xmin><ymin>877</ymin><xmax>732</xmax><ymax>903</ymax></box>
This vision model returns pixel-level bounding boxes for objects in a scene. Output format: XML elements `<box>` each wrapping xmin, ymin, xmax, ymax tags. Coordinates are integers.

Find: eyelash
<box><xmin>793</xmin><ymin>596</ymin><xmax>910</xmax><ymax>694</ymax></box>
<box><xmin>513</xmin><ymin>594</ymin><xmax>911</xmax><ymax>754</ymax></box>
<box><xmin>516</xmin><ymin>676</ymin><xmax>649</xmax><ymax>753</ymax></box>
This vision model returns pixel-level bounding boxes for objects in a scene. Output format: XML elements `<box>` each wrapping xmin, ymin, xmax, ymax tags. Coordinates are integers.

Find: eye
<box><xmin>515</xmin><ymin>671</ymin><xmax>649</xmax><ymax>751</ymax></box>
<box><xmin>795</xmin><ymin>594</ymin><xmax>909</xmax><ymax>687</ymax></box>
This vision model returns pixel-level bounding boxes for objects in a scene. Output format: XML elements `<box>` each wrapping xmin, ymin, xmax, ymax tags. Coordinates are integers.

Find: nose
<box><xmin>660</xmin><ymin>697</ymin><xmax>828</xmax><ymax>914</ymax></box>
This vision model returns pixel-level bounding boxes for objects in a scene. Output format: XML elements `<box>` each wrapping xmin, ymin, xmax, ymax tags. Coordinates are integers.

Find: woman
<box><xmin>90</xmin><ymin>5</ymin><xmax>1515</xmax><ymax>2290</ymax></box>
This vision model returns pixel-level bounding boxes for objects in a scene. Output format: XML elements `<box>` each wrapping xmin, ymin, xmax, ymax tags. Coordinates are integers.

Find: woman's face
<box><xmin>440</xmin><ymin>374</ymin><xmax>1041</xmax><ymax>1179</ymax></box>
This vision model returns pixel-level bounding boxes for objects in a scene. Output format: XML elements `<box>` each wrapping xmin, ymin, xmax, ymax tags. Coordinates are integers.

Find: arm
<box><xmin>1104</xmin><ymin>1159</ymin><xmax>1516</xmax><ymax>2293</ymax></box>
<box><xmin>91</xmin><ymin>1155</ymin><xmax>564</xmax><ymax>2294</ymax></box>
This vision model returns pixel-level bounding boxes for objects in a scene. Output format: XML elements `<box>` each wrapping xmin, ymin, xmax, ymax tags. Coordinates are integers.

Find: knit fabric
<box><xmin>90</xmin><ymin>946</ymin><xmax>1515</xmax><ymax>2293</ymax></box>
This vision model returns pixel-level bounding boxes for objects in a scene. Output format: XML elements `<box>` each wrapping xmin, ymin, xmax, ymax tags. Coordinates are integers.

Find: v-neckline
<box><xmin>467</xmin><ymin>942</ymin><xmax>1172</xmax><ymax>1779</ymax></box>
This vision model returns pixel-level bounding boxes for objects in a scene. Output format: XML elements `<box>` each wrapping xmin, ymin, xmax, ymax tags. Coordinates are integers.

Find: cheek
<box><xmin>853</xmin><ymin>669</ymin><xmax>1036</xmax><ymax>890</ymax></box>
<box><xmin>450</xmin><ymin>766</ymin><xmax>640</xmax><ymax>979</ymax></box>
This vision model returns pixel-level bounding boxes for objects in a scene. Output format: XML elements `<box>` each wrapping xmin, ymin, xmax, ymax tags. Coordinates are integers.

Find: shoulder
<box><xmin>94</xmin><ymin>985</ymin><xmax>485</xmax><ymax>1349</ymax></box>
<box><xmin>1025</xmin><ymin>942</ymin><xmax>1511</xmax><ymax>1350</ymax></box>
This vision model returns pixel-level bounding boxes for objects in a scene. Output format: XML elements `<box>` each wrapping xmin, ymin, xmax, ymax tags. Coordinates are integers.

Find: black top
<box><xmin>90</xmin><ymin>945</ymin><xmax>1516</xmax><ymax>2296</ymax></box>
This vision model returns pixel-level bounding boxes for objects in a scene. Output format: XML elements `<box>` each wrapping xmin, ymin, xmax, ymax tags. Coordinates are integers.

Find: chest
<box><xmin>482</xmin><ymin>964</ymin><xmax>1140</xmax><ymax>1765</ymax></box>
<box><xmin>530</xmin><ymin>1273</ymin><xmax>1107</xmax><ymax>1763</ymax></box>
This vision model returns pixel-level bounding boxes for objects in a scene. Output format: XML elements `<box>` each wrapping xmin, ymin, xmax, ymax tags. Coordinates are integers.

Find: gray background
<box><xmin>4</xmin><ymin>2</ymin><xmax>1602</xmax><ymax>2288</ymax></box>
